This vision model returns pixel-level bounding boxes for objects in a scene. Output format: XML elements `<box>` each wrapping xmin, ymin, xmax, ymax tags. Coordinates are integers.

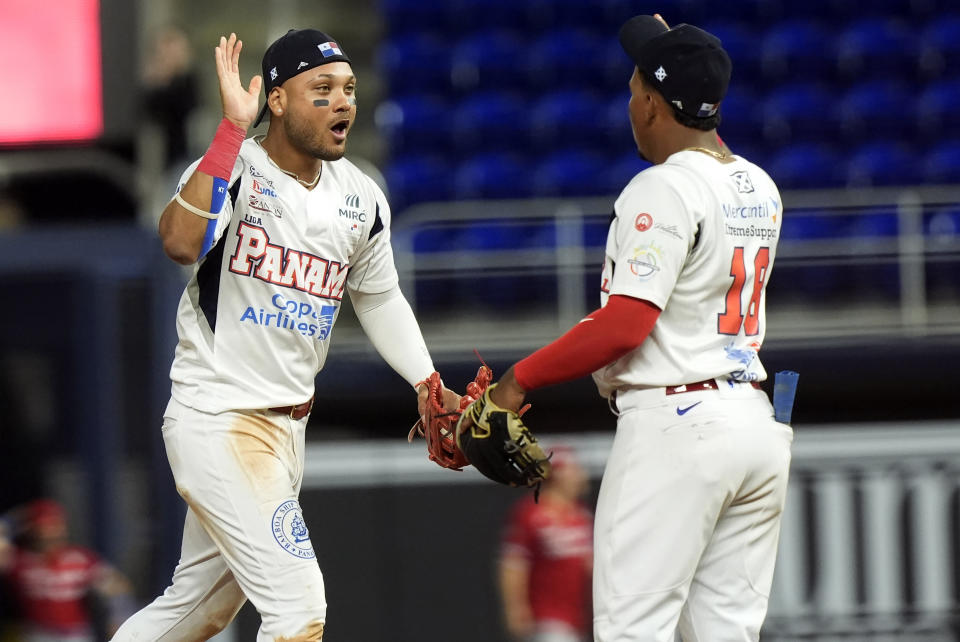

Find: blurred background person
<box><xmin>498</xmin><ymin>446</ymin><xmax>593</xmax><ymax>642</ymax></box>
<box><xmin>141</xmin><ymin>24</ymin><xmax>199</xmax><ymax>173</ymax></box>
<box><xmin>2</xmin><ymin>499</ymin><xmax>135</xmax><ymax>642</ymax></box>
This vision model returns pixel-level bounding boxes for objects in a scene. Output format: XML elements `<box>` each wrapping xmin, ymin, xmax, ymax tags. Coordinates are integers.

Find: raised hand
<box><xmin>214</xmin><ymin>33</ymin><xmax>263</xmax><ymax>129</ymax></box>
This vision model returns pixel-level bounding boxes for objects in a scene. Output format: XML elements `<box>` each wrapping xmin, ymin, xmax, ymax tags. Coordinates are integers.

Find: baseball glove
<box><xmin>455</xmin><ymin>384</ymin><xmax>551</xmax><ymax>489</ymax></box>
<box><xmin>409</xmin><ymin>366</ymin><xmax>493</xmax><ymax>471</ymax></box>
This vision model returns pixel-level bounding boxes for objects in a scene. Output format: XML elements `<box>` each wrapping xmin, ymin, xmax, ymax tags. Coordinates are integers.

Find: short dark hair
<box><xmin>640</xmin><ymin>71</ymin><xmax>721</xmax><ymax>131</ymax></box>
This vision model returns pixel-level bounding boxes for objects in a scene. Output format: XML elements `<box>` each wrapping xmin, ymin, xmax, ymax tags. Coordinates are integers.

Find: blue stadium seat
<box><xmin>377</xmin><ymin>32</ymin><xmax>451</xmax><ymax>94</ymax></box>
<box><xmin>523</xmin><ymin>0</ymin><xmax>610</xmax><ymax>30</ymax></box>
<box><xmin>383</xmin><ymin>155</ymin><xmax>452</xmax><ymax>213</ymax></box>
<box><xmin>412</xmin><ymin>226</ymin><xmax>460</xmax><ymax>253</ymax></box>
<box><xmin>443</xmin><ymin>0</ymin><xmax>533</xmax><ymax>34</ymax></box>
<box><xmin>524</xmin><ymin>29</ymin><xmax>605</xmax><ymax>91</ymax></box>
<box><xmin>761</xmin><ymin>20</ymin><xmax>834</xmax><ymax>82</ymax></box>
<box><xmin>602</xmin><ymin>92</ymin><xmax>633</xmax><ymax>150</ymax></box>
<box><xmin>779</xmin><ymin>209</ymin><xmax>847</xmax><ymax>241</ymax></box>
<box><xmin>762</xmin><ymin>83</ymin><xmax>835</xmax><ymax>145</ymax></box>
<box><xmin>835</xmin><ymin>18</ymin><xmax>917</xmax><ymax>79</ymax></box>
<box><xmin>531</xmin><ymin>151</ymin><xmax>606</xmax><ymax>197</ymax></box>
<box><xmin>916</xmin><ymin>79</ymin><xmax>960</xmax><ymax>141</ymax></box>
<box><xmin>380</xmin><ymin>0</ymin><xmax>452</xmax><ymax>35</ymax></box>
<box><xmin>848</xmin><ymin>209</ymin><xmax>899</xmax><ymax>238</ymax></box>
<box><xmin>768</xmin><ymin>144</ymin><xmax>845</xmax><ymax>189</ymax></box>
<box><xmin>605</xmin><ymin>152</ymin><xmax>651</xmax><ymax>194</ymax></box>
<box><xmin>453</xmin><ymin>153</ymin><xmax>531</xmax><ymax>200</ymax></box>
<box><xmin>529</xmin><ymin>90</ymin><xmax>606</xmax><ymax>153</ymax></box>
<box><xmin>450</xmin><ymin>92</ymin><xmax>528</xmax><ymax>155</ymax></box>
<box><xmin>919</xmin><ymin>14</ymin><xmax>960</xmax><ymax>78</ymax></box>
<box><xmin>700</xmin><ymin>21</ymin><xmax>762</xmax><ymax>84</ymax></box>
<box><xmin>375</xmin><ymin>95</ymin><xmax>452</xmax><ymax>156</ymax></box>
<box><xmin>926</xmin><ymin>207</ymin><xmax>960</xmax><ymax>244</ymax></box>
<box><xmin>922</xmin><ymin>140</ymin><xmax>960</xmax><ymax>184</ymax></box>
<box><xmin>449</xmin><ymin>29</ymin><xmax>526</xmax><ymax>93</ymax></box>
<box><xmin>599</xmin><ymin>38</ymin><xmax>634</xmax><ymax>92</ymax></box>
<box><xmin>846</xmin><ymin>142</ymin><xmax>921</xmax><ymax>187</ymax></box>
<box><xmin>597</xmin><ymin>0</ymin><xmax>707</xmax><ymax>32</ymax></box>
<box><xmin>717</xmin><ymin>85</ymin><xmax>761</xmax><ymax>143</ymax></box>
<box><xmin>839</xmin><ymin>81</ymin><xmax>915</xmax><ymax>142</ymax></box>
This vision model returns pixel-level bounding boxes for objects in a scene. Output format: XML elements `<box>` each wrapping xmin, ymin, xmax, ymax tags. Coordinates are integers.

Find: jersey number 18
<box><xmin>717</xmin><ymin>246</ymin><xmax>770</xmax><ymax>336</ymax></box>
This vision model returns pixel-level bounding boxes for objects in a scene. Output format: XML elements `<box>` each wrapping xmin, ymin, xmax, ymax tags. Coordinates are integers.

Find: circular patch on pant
<box><xmin>271</xmin><ymin>500</ymin><xmax>316</xmax><ymax>559</ymax></box>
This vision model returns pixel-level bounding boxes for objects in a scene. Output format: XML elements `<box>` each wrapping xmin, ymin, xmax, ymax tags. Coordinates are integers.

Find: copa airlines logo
<box><xmin>240</xmin><ymin>293</ymin><xmax>337</xmax><ymax>340</ymax></box>
<box><xmin>229</xmin><ymin>222</ymin><xmax>349</xmax><ymax>301</ymax></box>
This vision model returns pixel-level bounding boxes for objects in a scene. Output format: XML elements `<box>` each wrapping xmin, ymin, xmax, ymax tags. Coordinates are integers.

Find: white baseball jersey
<box><xmin>593</xmin><ymin>150</ymin><xmax>782</xmax><ymax>397</ymax></box>
<box><xmin>169</xmin><ymin>137</ymin><xmax>397</xmax><ymax>413</ymax></box>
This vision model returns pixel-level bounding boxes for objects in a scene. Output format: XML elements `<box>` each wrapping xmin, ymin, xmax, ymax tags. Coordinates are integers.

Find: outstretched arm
<box><xmin>159</xmin><ymin>33</ymin><xmax>262</xmax><ymax>264</ymax></box>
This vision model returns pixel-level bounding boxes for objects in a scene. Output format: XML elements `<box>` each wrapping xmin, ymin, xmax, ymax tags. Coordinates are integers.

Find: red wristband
<box><xmin>197</xmin><ymin>118</ymin><xmax>246</xmax><ymax>181</ymax></box>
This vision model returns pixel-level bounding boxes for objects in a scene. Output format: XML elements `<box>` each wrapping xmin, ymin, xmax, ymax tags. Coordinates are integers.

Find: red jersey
<box><xmin>8</xmin><ymin>545</ymin><xmax>104</xmax><ymax>634</ymax></box>
<box><xmin>501</xmin><ymin>495</ymin><xmax>593</xmax><ymax>633</ymax></box>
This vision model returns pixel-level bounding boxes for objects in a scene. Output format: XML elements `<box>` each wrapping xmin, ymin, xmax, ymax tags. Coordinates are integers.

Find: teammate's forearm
<box><xmin>512</xmin><ymin>295</ymin><xmax>661</xmax><ymax>392</ymax></box>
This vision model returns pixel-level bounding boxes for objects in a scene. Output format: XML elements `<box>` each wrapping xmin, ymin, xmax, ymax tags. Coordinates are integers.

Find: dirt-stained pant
<box><xmin>111</xmin><ymin>397</ymin><xmax>325</xmax><ymax>641</ymax></box>
<box><xmin>593</xmin><ymin>381</ymin><xmax>793</xmax><ymax>642</ymax></box>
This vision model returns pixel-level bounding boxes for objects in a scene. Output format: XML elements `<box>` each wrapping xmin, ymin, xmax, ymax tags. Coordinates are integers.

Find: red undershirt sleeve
<box><xmin>512</xmin><ymin>295</ymin><xmax>661</xmax><ymax>392</ymax></box>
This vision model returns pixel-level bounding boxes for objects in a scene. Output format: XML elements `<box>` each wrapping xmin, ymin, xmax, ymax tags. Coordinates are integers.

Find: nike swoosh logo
<box><xmin>676</xmin><ymin>401</ymin><xmax>702</xmax><ymax>416</ymax></box>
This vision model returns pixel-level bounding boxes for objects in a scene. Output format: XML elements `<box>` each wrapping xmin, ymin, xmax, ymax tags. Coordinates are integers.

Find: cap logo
<box><xmin>270</xmin><ymin>67</ymin><xmax>278</xmax><ymax>81</ymax></box>
<box><xmin>672</xmin><ymin>99</ymin><xmax>683</xmax><ymax>110</ymax></box>
<box><xmin>318</xmin><ymin>41</ymin><xmax>342</xmax><ymax>58</ymax></box>
<box><xmin>297</xmin><ymin>61</ymin><xmax>309</xmax><ymax>69</ymax></box>
<box><xmin>654</xmin><ymin>66</ymin><xmax>667</xmax><ymax>82</ymax></box>
<box><xmin>697</xmin><ymin>102</ymin><xmax>719</xmax><ymax>117</ymax></box>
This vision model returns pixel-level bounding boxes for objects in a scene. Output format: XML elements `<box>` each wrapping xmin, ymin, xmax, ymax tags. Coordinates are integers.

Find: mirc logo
<box><xmin>344</xmin><ymin>194</ymin><xmax>360</xmax><ymax>208</ymax></box>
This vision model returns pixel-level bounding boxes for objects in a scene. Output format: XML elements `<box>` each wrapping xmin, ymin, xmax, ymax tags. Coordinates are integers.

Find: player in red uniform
<box><xmin>3</xmin><ymin>500</ymin><xmax>133</xmax><ymax>641</ymax></box>
<box><xmin>499</xmin><ymin>447</ymin><xmax>593</xmax><ymax>642</ymax></box>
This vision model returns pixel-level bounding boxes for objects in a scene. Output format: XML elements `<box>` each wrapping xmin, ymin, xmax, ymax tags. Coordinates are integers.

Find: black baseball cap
<box><xmin>253</xmin><ymin>29</ymin><xmax>352</xmax><ymax>127</ymax></box>
<box><xmin>619</xmin><ymin>16</ymin><xmax>731</xmax><ymax>121</ymax></box>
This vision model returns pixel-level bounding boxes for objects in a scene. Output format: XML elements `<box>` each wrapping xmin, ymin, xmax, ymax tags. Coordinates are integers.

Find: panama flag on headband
<box><xmin>318</xmin><ymin>41</ymin><xmax>342</xmax><ymax>58</ymax></box>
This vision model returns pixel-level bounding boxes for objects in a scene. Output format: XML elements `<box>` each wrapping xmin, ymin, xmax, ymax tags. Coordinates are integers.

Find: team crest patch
<box><xmin>271</xmin><ymin>500</ymin><xmax>316</xmax><ymax>559</ymax></box>
<box><xmin>627</xmin><ymin>242</ymin><xmax>664</xmax><ymax>280</ymax></box>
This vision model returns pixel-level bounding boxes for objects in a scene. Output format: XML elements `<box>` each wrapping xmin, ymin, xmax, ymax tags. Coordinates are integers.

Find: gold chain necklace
<box><xmin>256</xmin><ymin>137</ymin><xmax>321</xmax><ymax>188</ymax></box>
<box><xmin>682</xmin><ymin>146</ymin><xmax>728</xmax><ymax>161</ymax></box>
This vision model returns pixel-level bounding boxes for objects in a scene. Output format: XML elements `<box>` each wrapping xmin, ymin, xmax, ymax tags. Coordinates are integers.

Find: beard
<box><xmin>283</xmin><ymin>107</ymin><xmax>346</xmax><ymax>161</ymax></box>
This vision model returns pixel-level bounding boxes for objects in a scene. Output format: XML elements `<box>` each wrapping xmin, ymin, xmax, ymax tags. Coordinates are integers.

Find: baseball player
<box><xmin>481</xmin><ymin>16</ymin><xmax>792</xmax><ymax>641</ymax></box>
<box><xmin>111</xmin><ymin>30</ymin><xmax>456</xmax><ymax>640</ymax></box>
<box><xmin>499</xmin><ymin>447</ymin><xmax>593</xmax><ymax>642</ymax></box>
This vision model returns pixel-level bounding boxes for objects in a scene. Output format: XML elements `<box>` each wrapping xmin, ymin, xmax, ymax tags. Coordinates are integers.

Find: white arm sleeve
<box><xmin>350</xmin><ymin>285</ymin><xmax>435</xmax><ymax>388</ymax></box>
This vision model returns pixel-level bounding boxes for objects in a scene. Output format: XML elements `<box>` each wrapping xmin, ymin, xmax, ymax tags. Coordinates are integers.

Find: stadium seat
<box><xmin>767</xmin><ymin>144</ymin><xmax>845</xmax><ymax>189</ymax></box>
<box><xmin>531</xmin><ymin>150</ymin><xmax>606</xmax><ymax>197</ymax></box>
<box><xmin>524</xmin><ymin>29</ymin><xmax>605</xmax><ymax>91</ymax></box>
<box><xmin>412</xmin><ymin>225</ymin><xmax>461</xmax><ymax>253</ymax></box>
<box><xmin>599</xmin><ymin>38</ymin><xmax>635</xmax><ymax>92</ymax></box>
<box><xmin>761</xmin><ymin>20</ymin><xmax>834</xmax><ymax>82</ymax></box>
<box><xmin>847</xmin><ymin>209</ymin><xmax>899</xmax><ymax>238</ymax></box>
<box><xmin>762</xmin><ymin>83</ymin><xmax>836</xmax><ymax>145</ymax></box>
<box><xmin>916</xmin><ymin>79</ymin><xmax>960</xmax><ymax>141</ymax></box>
<box><xmin>442</xmin><ymin>0</ymin><xmax>533</xmax><ymax>34</ymax></box>
<box><xmin>835</xmin><ymin>18</ymin><xmax>917</xmax><ymax>80</ymax></box>
<box><xmin>605</xmin><ymin>152</ymin><xmax>651</xmax><ymax>195</ymax></box>
<box><xmin>375</xmin><ymin>95</ymin><xmax>453</xmax><ymax>156</ymax></box>
<box><xmin>779</xmin><ymin>209</ymin><xmax>847</xmax><ymax>241</ymax></box>
<box><xmin>601</xmin><ymin>92</ymin><xmax>633</xmax><ymax>150</ymax></box>
<box><xmin>449</xmin><ymin>29</ymin><xmax>527</xmax><ymax>93</ymax></box>
<box><xmin>846</xmin><ymin>142</ymin><xmax>921</xmax><ymax>187</ymax></box>
<box><xmin>717</xmin><ymin>85</ymin><xmax>762</xmax><ymax>144</ymax></box>
<box><xmin>450</xmin><ymin>92</ymin><xmax>528</xmax><ymax>155</ymax></box>
<box><xmin>383</xmin><ymin>155</ymin><xmax>453</xmax><ymax>213</ymax></box>
<box><xmin>918</xmin><ymin>14</ymin><xmax>960</xmax><ymax>78</ymax></box>
<box><xmin>529</xmin><ymin>90</ymin><xmax>607</xmax><ymax>153</ymax></box>
<box><xmin>839</xmin><ymin>81</ymin><xmax>915</xmax><ymax>142</ymax></box>
<box><xmin>453</xmin><ymin>153</ymin><xmax>531</xmax><ymax>200</ymax></box>
<box><xmin>377</xmin><ymin>32</ymin><xmax>452</xmax><ymax>94</ymax></box>
<box><xmin>699</xmin><ymin>21</ymin><xmax>762</xmax><ymax>84</ymax></box>
<box><xmin>922</xmin><ymin>140</ymin><xmax>960</xmax><ymax>184</ymax></box>
<box><xmin>523</xmin><ymin>0</ymin><xmax>609</xmax><ymax>30</ymax></box>
<box><xmin>380</xmin><ymin>0</ymin><xmax>451</xmax><ymax>35</ymax></box>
